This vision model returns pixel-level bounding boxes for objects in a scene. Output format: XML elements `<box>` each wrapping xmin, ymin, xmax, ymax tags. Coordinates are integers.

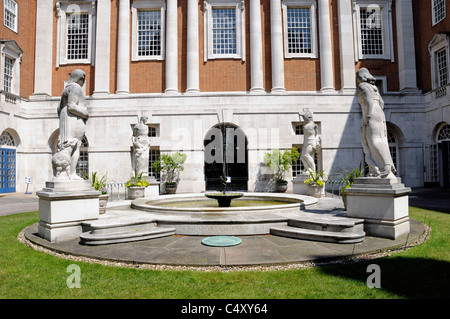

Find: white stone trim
<box><xmin>1</xmin><ymin>40</ymin><xmax>22</xmax><ymax>96</ymax></box>
<box><xmin>131</xmin><ymin>0</ymin><xmax>166</xmax><ymax>62</ymax></box>
<box><xmin>352</xmin><ymin>0</ymin><xmax>394</xmax><ymax>62</ymax></box>
<box><xmin>428</xmin><ymin>33</ymin><xmax>449</xmax><ymax>90</ymax></box>
<box><xmin>203</xmin><ymin>0</ymin><xmax>245</xmax><ymax>62</ymax></box>
<box><xmin>56</xmin><ymin>1</ymin><xmax>97</xmax><ymax>67</ymax></box>
<box><xmin>282</xmin><ymin>0</ymin><xmax>318</xmax><ymax>59</ymax></box>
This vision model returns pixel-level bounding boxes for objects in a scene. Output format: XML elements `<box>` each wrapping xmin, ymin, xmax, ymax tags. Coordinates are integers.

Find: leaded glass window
<box><xmin>137</xmin><ymin>10</ymin><xmax>162</xmax><ymax>57</ymax></box>
<box><xmin>66</xmin><ymin>13</ymin><xmax>89</xmax><ymax>61</ymax></box>
<box><xmin>286</xmin><ymin>8</ymin><xmax>312</xmax><ymax>55</ymax></box>
<box><xmin>212</xmin><ymin>8</ymin><xmax>237</xmax><ymax>55</ymax></box>
<box><xmin>0</xmin><ymin>131</ymin><xmax>14</xmax><ymax>147</ymax></box>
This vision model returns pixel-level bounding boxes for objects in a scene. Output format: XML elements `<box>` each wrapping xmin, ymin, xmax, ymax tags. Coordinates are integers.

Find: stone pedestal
<box><xmin>144</xmin><ymin>176</ymin><xmax>160</xmax><ymax>197</ymax></box>
<box><xmin>345</xmin><ymin>177</ymin><xmax>411</xmax><ymax>240</ymax></box>
<box><xmin>292</xmin><ymin>175</ymin><xmax>309</xmax><ymax>195</ymax></box>
<box><xmin>37</xmin><ymin>180</ymin><xmax>101</xmax><ymax>243</ymax></box>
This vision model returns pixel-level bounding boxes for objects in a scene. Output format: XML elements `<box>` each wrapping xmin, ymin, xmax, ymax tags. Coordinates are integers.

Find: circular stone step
<box><xmin>201</xmin><ymin>236</ymin><xmax>242</xmax><ymax>247</ymax></box>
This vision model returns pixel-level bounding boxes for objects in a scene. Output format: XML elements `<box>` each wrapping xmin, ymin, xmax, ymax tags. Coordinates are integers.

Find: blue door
<box><xmin>0</xmin><ymin>148</ymin><xmax>16</xmax><ymax>193</ymax></box>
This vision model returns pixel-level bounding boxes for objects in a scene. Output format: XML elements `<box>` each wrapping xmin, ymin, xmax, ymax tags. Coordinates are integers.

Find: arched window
<box><xmin>437</xmin><ymin>124</ymin><xmax>450</xmax><ymax>142</ymax></box>
<box><xmin>0</xmin><ymin>131</ymin><xmax>15</xmax><ymax>147</ymax></box>
<box><xmin>76</xmin><ymin>136</ymin><xmax>89</xmax><ymax>177</ymax></box>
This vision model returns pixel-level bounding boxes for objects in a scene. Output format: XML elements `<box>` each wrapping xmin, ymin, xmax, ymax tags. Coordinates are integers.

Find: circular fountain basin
<box><xmin>131</xmin><ymin>193</ymin><xmax>317</xmax><ymax>236</ymax></box>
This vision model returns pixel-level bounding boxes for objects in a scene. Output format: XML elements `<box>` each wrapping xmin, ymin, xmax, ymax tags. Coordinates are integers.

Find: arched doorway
<box><xmin>437</xmin><ymin>124</ymin><xmax>450</xmax><ymax>188</ymax></box>
<box><xmin>0</xmin><ymin>130</ymin><xmax>16</xmax><ymax>193</ymax></box>
<box><xmin>204</xmin><ymin>123</ymin><xmax>248</xmax><ymax>191</ymax></box>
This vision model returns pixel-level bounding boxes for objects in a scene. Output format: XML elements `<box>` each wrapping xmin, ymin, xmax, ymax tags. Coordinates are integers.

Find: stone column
<box><xmin>338</xmin><ymin>0</ymin><xmax>356</xmax><ymax>92</ymax></box>
<box><xmin>318</xmin><ymin>0</ymin><xmax>334</xmax><ymax>92</ymax></box>
<box><xmin>395</xmin><ymin>0</ymin><xmax>418</xmax><ymax>93</ymax></box>
<box><xmin>270</xmin><ymin>0</ymin><xmax>285</xmax><ymax>93</ymax></box>
<box><xmin>93</xmin><ymin>0</ymin><xmax>111</xmax><ymax>97</ymax></box>
<box><xmin>116</xmin><ymin>0</ymin><xmax>130</xmax><ymax>95</ymax></box>
<box><xmin>186</xmin><ymin>0</ymin><xmax>200</xmax><ymax>93</ymax></box>
<box><xmin>31</xmin><ymin>0</ymin><xmax>53</xmax><ymax>99</ymax></box>
<box><xmin>250</xmin><ymin>0</ymin><xmax>264</xmax><ymax>93</ymax></box>
<box><xmin>165</xmin><ymin>0</ymin><xmax>179</xmax><ymax>94</ymax></box>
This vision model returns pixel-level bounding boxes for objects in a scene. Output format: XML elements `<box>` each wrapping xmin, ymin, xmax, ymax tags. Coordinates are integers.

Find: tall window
<box><xmin>286</xmin><ymin>8</ymin><xmax>311</xmax><ymax>55</ymax></box>
<box><xmin>212</xmin><ymin>8</ymin><xmax>237</xmax><ymax>55</ymax></box>
<box><xmin>3</xmin><ymin>56</ymin><xmax>14</xmax><ymax>93</ymax></box>
<box><xmin>66</xmin><ymin>14</ymin><xmax>90</xmax><ymax>61</ymax></box>
<box><xmin>76</xmin><ymin>136</ymin><xmax>89</xmax><ymax>178</ymax></box>
<box><xmin>282</xmin><ymin>1</ymin><xmax>317</xmax><ymax>58</ymax></box>
<box><xmin>138</xmin><ymin>10</ymin><xmax>162</xmax><ymax>57</ymax></box>
<box><xmin>387</xmin><ymin>129</ymin><xmax>398</xmax><ymax>175</ymax></box>
<box><xmin>149</xmin><ymin>148</ymin><xmax>160</xmax><ymax>180</ymax></box>
<box><xmin>432</xmin><ymin>0</ymin><xmax>446</xmax><ymax>25</ymax></box>
<box><xmin>437</xmin><ymin>48</ymin><xmax>448</xmax><ymax>87</ymax></box>
<box><xmin>204</xmin><ymin>0</ymin><xmax>245</xmax><ymax>61</ymax></box>
<box><xmin>4</xmin><ymin>0</ymin><xmax>17</xmax><ymax>32</ymax></box>
<box><xmin>353</xmin><ymin>1</ymin><xmax>393</xmax><ymax>61</ymax></box>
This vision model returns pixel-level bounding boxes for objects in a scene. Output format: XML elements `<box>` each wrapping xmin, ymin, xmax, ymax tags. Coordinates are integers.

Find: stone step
<box><xmin>270</xmin><ymin>225</ymin><xmax>365</xmax><ymax>244</ymax></box>
<box><xmin>287</xmin><ymin>215</ymin><xmax>364</xmax><ymax>233</ymax></box>
<box><xmin>80</xmin><ymin>220</ymin><xmax>176</xmax><ymax>245</ymax></box>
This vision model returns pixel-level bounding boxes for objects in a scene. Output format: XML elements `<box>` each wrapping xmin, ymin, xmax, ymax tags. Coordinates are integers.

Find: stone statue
<box><xmin>54</xmin><ymin>69</ymin><xmax>89</xmax><ymax>180</ymax></box>
<box><xmin>299</xmin><ymin>110</ymin><xmax>321</xmax><ymax>173</ymax></box>
<box><xmin>356</xmin><ymin>68</ymin><xmax>396</xmax><ymax>178</ymax></box>
<box><xmin>132</xmin><ymin>116</ymin><xmax>150</xmax><ymax>176</ymax></box>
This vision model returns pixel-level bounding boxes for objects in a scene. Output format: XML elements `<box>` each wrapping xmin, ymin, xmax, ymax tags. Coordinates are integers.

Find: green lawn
<box><xmin>0</xmin><ymin>207</ymin><xmax>448</xmax><ymax>299</ymax></box>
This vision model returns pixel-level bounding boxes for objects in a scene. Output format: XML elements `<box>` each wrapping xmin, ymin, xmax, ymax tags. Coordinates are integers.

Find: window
<box><xmin>204</xmin><ymin>0</ymin><xmax>245</xmax><ymax>61</ymax></box>
<box><xmin>132</xmin><ymin>1</ymin><xmax>165</xmax><ymax>61</ymax></box>
<box><xmin>282</xmin><ymin>1</ymin><xmax>317</xmax><ymax>58</ymax></box>
<box><xmin>438</xmin><ymin>124</ymin><xmax>450</xmax><ymax>142</ymax></box>
<box><xmin>437</xmin><ymin>48</ymin><xmax>448</xmax><ymax>87</ymax></box>
<box><xmin>0</xmin><ymin>40</ymin><xmax>22</xmax><ymax>96</ymax></box>
<box><xmin>0</xmin><ymin>131</ymin><xmax>15</xmax><ymax>147</ymax></box>
<box><xmin>428</xmin><ymin>33</ymin><xmax>449</xmax><ymax>93</ymax></box>
<box><xmin>432</xmin><ymin>0</ymin><xmax>446</xmax><ymax>25</ymax></box>
<box><xmin>56</xmin><ymin>2</ymin><xmax>96</xmax><ymax>66</ymax></box>
<box><xmin>76</xmin><ymin>136</ymin><xmax>89</xmax><ymax>177</ymax></box>
<box><xmin>353</xmin><ymin>1</ymin><xmax>394</xmax><ymax>61</ymax></box>
<box><xmin>149</xmin><ymin>147</ymin><xmax>160</xmax><ymax>179</ymax></box>
<box><xmin>387</xmin><ymin>129</ymin><xmax>398</xmax><ymax>175</ymax></box>
<box><xmin>4</xmin><ymin>0</ymin><xmax>17</xmax><ymax>32</ymax></box>
<box><xmin>3</xmin><ymin>57</ymin><xmax>13</xmax><ymax>93</ymax></box>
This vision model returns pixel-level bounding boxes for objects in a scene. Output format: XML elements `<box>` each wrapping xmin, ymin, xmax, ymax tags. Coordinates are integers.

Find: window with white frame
<box><xmin>353</xmin><ymin>1</ymin><xmax>394</xmax><ymax>61</ymax></box>
<box><xmin>204</xmin><ymin>0</ymin><xmax>245</xmax><ymax>61</ymax></box>
<box><xmin>4</xmin><ymin>0</ymin><xmax>18</xmax><ymax>32</ymax></box>
<box><xmin>282</xmin><ymin>1</ymin><xmax>317</xmax><ymax>58</ymax></box>
<box><xmin>56</xmin><ymin>2</ymin><xmax>96</xmax><ymax>66</ymax></box>
<box><xmin>428</xmin><ymin>33</ymin><xmax>449</xmax><ymax>90</ymax></box>
<box><xmin>132</xmin><ymin>1</ymin><xmax>165</xmax><ymax>61</ymax></box>
<box><xmin>432</xmin><ymin>0</ymin><xmax>446</xmax><ymax>25</ymax></box>
<box><xmin>1</xmin><ymin>40</ymin><xmax>22</xmax><ymax>96</ymax></box>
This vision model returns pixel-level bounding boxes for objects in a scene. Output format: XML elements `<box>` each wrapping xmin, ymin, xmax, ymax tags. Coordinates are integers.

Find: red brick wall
<box><xmin>0</xmin><ymin>0</ymin><xmax>36</xmax><ymax>99</ymax></box>
<box><xmin>413</xmin><ymin>0</ymin><xmax>450</xmax><ymax>93</ymax></box>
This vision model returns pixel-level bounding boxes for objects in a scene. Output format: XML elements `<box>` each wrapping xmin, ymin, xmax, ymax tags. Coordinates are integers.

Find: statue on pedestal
<box><xmin>356</xmin><ymin>68</ymin><xmax>396</xmax><ymax>178</ymax></box>
<box><xmin>132</xmin><ymin>116</ymin><xmax>150</xmax><ymax>176</ymax></box>
<box><xmin>299</xmin><ymin>110</ymin><xmax>321</xmax><ymax>173</ymax></box>
<box><xmin>53</xmin><ymin>69</ymin><xmax>89</xmax><ymax>180</ymax></box>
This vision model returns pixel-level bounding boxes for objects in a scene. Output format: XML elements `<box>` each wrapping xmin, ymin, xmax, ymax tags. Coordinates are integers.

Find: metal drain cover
<box><xmin>201</xmin><ymin>236</ymin><xmax>242</xmax><ymax>247</ymax></box>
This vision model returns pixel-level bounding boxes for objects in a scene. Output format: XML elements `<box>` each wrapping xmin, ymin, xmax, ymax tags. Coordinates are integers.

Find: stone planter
<box><xmin>275</xmin><ymin>181</ymin><xmax>288</xmax><ymax>193</ymax></box>
<box><xmin>128</xmin><ymin>186</ymin><xmax>146</xmax><ymax>199</ymax></box>
<box><xmin>99</xmin><ymin>193</ymin><xmax>109</xmax><ymax>214</ymax></box>
<box><xmin>165</xmin><ymin>183</ymin><xmax>177</xmax><ymax>194</ymax></box>
<box><xmin>307</xmin><ymin>185</ymin><xmax>325</xmax><ymax>198</ymax></box>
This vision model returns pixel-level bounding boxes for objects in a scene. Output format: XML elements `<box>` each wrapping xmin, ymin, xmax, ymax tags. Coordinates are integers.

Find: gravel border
<box><xmin>17</xmin><ymin>223</ymin><xmax>431</xmax><ymax>272</ymax></box>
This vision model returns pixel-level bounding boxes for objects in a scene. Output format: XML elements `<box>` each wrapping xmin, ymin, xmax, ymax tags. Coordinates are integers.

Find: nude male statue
<box><xmin>299</xmin><ymin>110</ymin><xmax>321</xmax><ymax>173</ymax></box>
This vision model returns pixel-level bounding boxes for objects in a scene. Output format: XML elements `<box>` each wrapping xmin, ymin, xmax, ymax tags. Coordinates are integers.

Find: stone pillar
<box><xmin>116</xmin><ymin>0</ymin><xmax>130</xmax><ymax>95</ymax></box>
<box><xmin>31</xmin><ymin>0</ymin><xmax>53</xmax><ymax>99</ymax></box>
<box><xmin>186</xmin><ymin>0</ymin><xmax>200</xmax><ymax>93</ymax></box>
<box><xmin>395</xmin><ymin>0</ymin><xmax>419</xmax><ymax>93</ymax></box>
<box><xmin>165</xmin><ymin>0</ymin><xmax>179</xmax><ymax>94</ymax></box>
<box><xmin>270</xmin><ymin>0</ymin><xmax>285</xmax><ymax>93</ymax></box>
<box><xmin>93</xmin><ymin>0</ymin><xmax>111</xmax><ymax>97</ymax></box>
<box><xmin>338</xmin><ymin>0</ymin><xmax>356</xmax><ymax>92</ymax></box>
<box><xmin>250</xmin><ymin>0</ymin><xmax>264</xmax><ymax>93</ymax></box>
<box><xmin>318</xmin><ymin>0</ymin><xmax>334</xmax><ymax>92</ymax></box>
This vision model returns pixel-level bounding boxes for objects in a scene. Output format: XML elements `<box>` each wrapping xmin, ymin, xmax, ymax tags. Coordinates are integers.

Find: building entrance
<box><xmin>204</xmin><ymin>123</ymin><xmax>248</xmax><ymax>191</ymax></box>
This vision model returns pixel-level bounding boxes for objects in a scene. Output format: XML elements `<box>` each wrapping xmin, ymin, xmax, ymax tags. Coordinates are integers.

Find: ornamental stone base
<box><xmin>292</xmin><ymin>175</ymin><xmax>309</xmax><ymax>195</ymax></box>
<box><xmin>345</xmin><ymin>177</ymin><xmax>411</xmax><ymax>240</ymax></box>
<box><xmin>37</xmin><ymin>180</ymin><xmax>100</xmax><ymax>243</ymax></box>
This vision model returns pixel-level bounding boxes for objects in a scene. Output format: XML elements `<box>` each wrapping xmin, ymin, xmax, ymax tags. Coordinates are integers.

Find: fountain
<box><xmin>204</xmin><ymin>174</ymin><xmax>243</xmax><ymax>207</ymax></box>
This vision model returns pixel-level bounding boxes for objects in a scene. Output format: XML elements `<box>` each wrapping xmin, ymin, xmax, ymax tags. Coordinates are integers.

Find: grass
<box><xmin>0</xmin><ymin>207</ymin><xmax>448</xmax><ymax>300</ymax></box>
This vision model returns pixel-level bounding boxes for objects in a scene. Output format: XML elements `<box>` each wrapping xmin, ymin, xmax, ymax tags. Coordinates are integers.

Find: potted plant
<box><xmin>334</xmin><ymin>163</ymin><xmax>365</xmax><ymax>210</ymax></box>
<box><xmin>84</xmin><ymin>171</ymin><xmax>109</xmax><ymax>214</ymax></box>
<box><xmin>264</xmin><ymin>148</ymin><xmax>300</xmax><ymax>192</ymax></box>
<box><xmin>304</xmin><ymin>170</ymin><xmax>327</xmax><ymax>198</ymax></box>
<box><xmin>152</xmin><ymin>152</ymin><xmax>187</xmax><ymax>194</ymax></box>
<box><xmin>125</xmin><ymin>171</ymin><xmax>150</xmax><ymax>199</ymax></box>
